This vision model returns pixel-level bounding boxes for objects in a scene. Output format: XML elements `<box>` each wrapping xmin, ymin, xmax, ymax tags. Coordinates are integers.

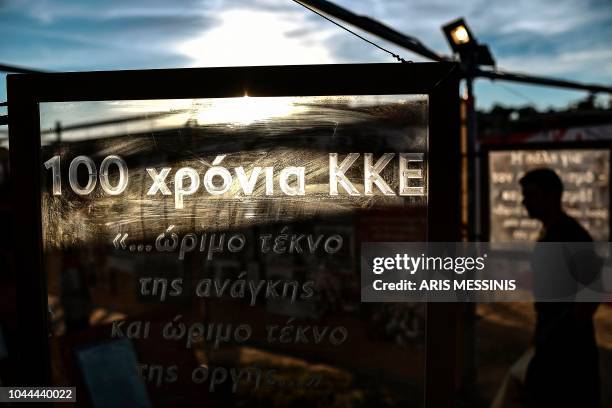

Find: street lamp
<box><xmin>442</xmin><ymin>18</ymin><xmax>495</xmax><ymax>67</ymax></box>
<box><xmin>442</xmin><ymin>19</ymin><xmax>487</xmax><ymax>397</ymax></box>
<box><xmin>443</xmin><ymin>19</ymin><xmax>474</xmax><ymax>50</ymax></box>
<box><xmin>449</xmin><ymin>24</ymin><xmax>471</xmax><ymax>45</ymax></box>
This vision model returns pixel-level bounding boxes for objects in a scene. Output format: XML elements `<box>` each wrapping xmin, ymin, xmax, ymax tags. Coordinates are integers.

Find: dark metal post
<box><xmin>54</xmin><ymin>121</ymin><xmax>62</xmax><ymax>143</ymax></box>
<box><xmin>463</xmin><ymin>73</ymin><xmax>479</xmax><ymax>396</ymax></box>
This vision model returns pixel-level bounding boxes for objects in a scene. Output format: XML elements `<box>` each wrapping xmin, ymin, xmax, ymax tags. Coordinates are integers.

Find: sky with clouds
<box><xmin>0</xmin><ymin>0</ymin><xmax>611</xmax><ymax>110</ymax></box>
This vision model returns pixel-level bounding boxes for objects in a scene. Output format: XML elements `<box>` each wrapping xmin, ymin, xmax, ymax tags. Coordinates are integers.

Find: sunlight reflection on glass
<box><xmin>194</xmin><ymin>96</ymin><xmax>304</xmax><ymax>126</ymax></box>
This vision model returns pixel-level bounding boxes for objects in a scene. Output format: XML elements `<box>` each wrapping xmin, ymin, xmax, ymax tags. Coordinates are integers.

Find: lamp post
<box><xmin>442</xmin><ymin>17</ymin><xmax>495</xmax><ymax>242</ymax></box>
<box><xmin>442</xmin><ymin>17</ymin><xmax>496</xmax><ymax>397</ymax></box>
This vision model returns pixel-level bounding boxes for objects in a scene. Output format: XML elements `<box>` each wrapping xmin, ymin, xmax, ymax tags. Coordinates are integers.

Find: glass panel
<box><xmin>41</xmin><ymin>95</ymin><xmax>429</xmax><ymax>407</ymax></box>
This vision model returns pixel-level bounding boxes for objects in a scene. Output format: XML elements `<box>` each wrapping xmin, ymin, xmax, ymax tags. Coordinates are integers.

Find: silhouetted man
<box><xmin>520</xmin><ymin>168</ymin><xmax>600</xmax><ymax>407</ymax></box>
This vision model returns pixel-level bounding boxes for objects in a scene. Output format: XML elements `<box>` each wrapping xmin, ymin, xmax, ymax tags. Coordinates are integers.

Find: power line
<box><xmin>294</xmin><ymin>0</ymin><xmax>448</xmax><ymax>62</ymax></box>
<box><xmin>292</xmin><ymin>0</ymin><xmax>411</xmax><ymax>63</ymax></box>
<box><xmin>495</xmin><ymin>82</ymin><xmax>537</xmax><ymax>106</ymax></box>
<box><xmin>297</xmin><ymin>0</ymin><xmax>612</xmax><ymax>94</ymax></box>
<box><xmin>476</xmin><ymin>68</ymin><xmax>612</xmax><ymax>95</ymax></box>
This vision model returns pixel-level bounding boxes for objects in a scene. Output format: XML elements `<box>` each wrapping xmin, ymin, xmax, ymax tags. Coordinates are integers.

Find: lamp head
<box><xmin>442</xmin><ymin>18</ymin><xmax>495</xmax><ymax>66</ymax></box>
<box><xmin>443</xmin><ymin>18</ymin><xmax>476</xmax><ymax>53</ymax></box>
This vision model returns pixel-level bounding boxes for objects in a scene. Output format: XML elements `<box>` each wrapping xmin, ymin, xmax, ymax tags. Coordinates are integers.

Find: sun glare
<box><xmin>194</xmin><ymin>96</ymin><xmax>303</xmax><ymax>126</ymax></box>
<box><xmin>177</xmin><ymin>9</ymin><xmax>334</xmax><ymax>67</ymax></box>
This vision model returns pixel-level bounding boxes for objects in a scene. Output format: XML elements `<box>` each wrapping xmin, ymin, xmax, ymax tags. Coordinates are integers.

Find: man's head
<box><xmin>519</xmin><ymin>168</ymin><xmax>563</xmax><ymax>221</ymax></box>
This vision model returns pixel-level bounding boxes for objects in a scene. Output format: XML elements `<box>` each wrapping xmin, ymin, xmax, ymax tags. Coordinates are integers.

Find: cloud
<box><xmin>176</xmin><ymin>8</ymin><xmax>336</xmax><ymax>67</ymax></box>
<box><xmin>1</xmin><ymin>0</ymin><xmax>611</xmax><ymax>108</ymax></box>
<box><xmin>499</xmin><ymin>47</ymin><xmax>612</xmax><ymax>79</ymax></box>
<box><xmin>3</xmin><ymin>0</ymin><xmax>208</xmax><ymax>22</ymax></box>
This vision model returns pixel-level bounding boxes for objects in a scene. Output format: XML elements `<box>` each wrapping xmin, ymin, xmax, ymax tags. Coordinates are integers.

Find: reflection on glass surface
<box><xmin>41</xmin><ymin>95</ymin><xmax>429</xmax><ymax>407</ymax></box>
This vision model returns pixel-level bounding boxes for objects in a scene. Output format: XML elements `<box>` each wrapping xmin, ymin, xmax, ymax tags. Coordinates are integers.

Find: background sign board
<box><xmin>488</xmin><ymin>148</ymin><xmax>610</xmax><ymax>242</ymax></box>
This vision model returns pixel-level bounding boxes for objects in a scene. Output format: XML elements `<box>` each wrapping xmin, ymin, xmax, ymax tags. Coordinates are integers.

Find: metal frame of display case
<box><xmin>8</xmin><ymin>63</ymin><xmax>462</xmax><ymax>407</ymax></box>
